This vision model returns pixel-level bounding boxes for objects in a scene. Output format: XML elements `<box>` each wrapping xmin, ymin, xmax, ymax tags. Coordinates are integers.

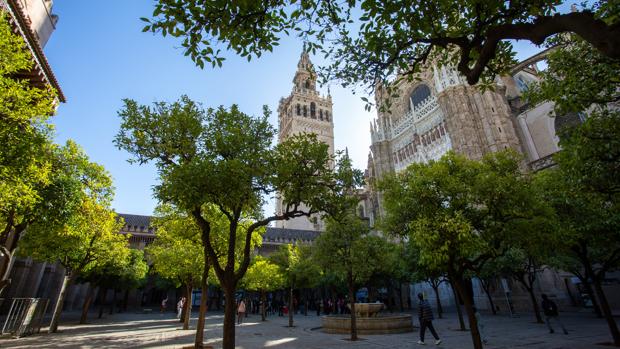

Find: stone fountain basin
<box><xmin>323</xmin><ymin>303</ymin><xmax>412</xmax><ymax>335</ymax></box>
<box><xmin>349</xmin><ymin>302</ymin><xmax>384</xmax><ymax>317</ymax></box>
<box><xmin>322</xmin><ymin>314</ymin><xmax>413</xmax><ymax>335</ymax></box>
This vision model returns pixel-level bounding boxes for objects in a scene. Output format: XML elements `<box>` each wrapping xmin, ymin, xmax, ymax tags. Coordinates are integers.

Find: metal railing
<box><xmin>1</xmin><ymin>298</ymin><xmax>49</xmax><ymax>337</ymax></box>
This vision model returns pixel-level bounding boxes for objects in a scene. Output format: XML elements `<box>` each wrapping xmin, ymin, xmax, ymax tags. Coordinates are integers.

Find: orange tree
<box><xmin>381</xmin><ymin>150</ymin><xmax>554</xmax><ymax>349</ymax></box>
<box><xmin>115</xmin><ymin>95</ymin><xmax>334</xmax><ymax>349</ymax></box>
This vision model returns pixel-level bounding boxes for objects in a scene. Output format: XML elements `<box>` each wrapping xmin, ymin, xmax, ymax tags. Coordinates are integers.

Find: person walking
<box><xmin>278</xmin><ymin>299</ymin><xmax>284</xmax><ymax>316</ymax></box>
<box><xmin>237</xmin><ymin>299</ymin><xmax>246</xmax><ymax>325</ymax></box>
<box><xmin>315</xmin><ymin>299</ymin><xmax>321</xmax><ymax>316</ymax></box>
<box><xmin>177</xmin><ymin>297</ymin><xmax>186</xmax><ymax>319</ymax></box>
<box><xmin>160</xmin><ymin>296</ymin><xmax>168</xmax><ymax>313</ymax></box>
<box><xmin>417</xmin><ymin>293</ymin><xmax>441</xmax><ymax>345</ymax></box>
<box><xmin>541</xmin><ymin>294</ymin><xmax>568</xmax><ymax>334</ymax></box>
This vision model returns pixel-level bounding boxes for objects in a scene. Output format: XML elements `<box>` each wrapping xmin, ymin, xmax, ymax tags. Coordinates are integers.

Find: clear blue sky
<box><xmin>44</xmin><ymin>1</ymin><xmax>554</xmax><ymax>216</ymax></box>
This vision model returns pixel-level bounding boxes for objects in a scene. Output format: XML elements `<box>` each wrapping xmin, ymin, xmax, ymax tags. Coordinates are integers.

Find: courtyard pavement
<box><xmin>0</xmin><ymin>309</ymin><xmax>614</xmax><ymax>348</ymax></box>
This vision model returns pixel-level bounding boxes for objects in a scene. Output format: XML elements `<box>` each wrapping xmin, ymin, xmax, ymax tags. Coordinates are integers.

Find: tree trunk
<box><xmin>480</xmin><ymin>279</ymin><xmax>497</xmax><ymax>315</ymax></box>
<box><xmin>348</xmin><ymin>272</ymin><xmax>358</xmax><ymax>341</ymax></box>
<box><xmin>593</xmin><ymin>277</ymin><xmax>620</xmax><ymax>346</ymax></box>
<box><xmin>304</xmin><ymin>289</ymin><xmax>308</xmax><ymax>316</ymax></box>
<box><xmin>288</xmin><ymin>286</ymin><xmax>294</xmax><ymax>327</ymax></box>
<box><xmin>98</xmin><ymin>287</ymin><xmax>107</xmax><ymax>319</ymax></box>
<box><xmin>452</xmin><ymin>276</ymin><xmax>483</xmax><ymax>349</ymax></box>
<box><xmin>222</xmin><ymin>285</ymin><xmax>237</xmax><ymax>349</ymax></box>
<box><xmin>109</xmin><ymin>289</ymin><xmax>116</xmax><ymax>315</ymax></box>
<box><xmin>79</xmin><ymin>283</ymin><xmax>95</xmax><ymax>324</ymax></box>
<box><xmin>122</xmin><ymin>289</ymin><xmax>130</xmax><ymax>312</ymax></box>
<box><xmin>580</xmin><ymin>275</ymin><xmax>603</xmax><ymax>317</ymax></box>
<box><xmin>526</xmin><ymin>285</ymin><xmax>543</xmax><ymax>323</ymax></box>
<box><xmin>261</xmin><ymin>290</ymin><xmax>266</xmax><ymax>321</ymax></box>
<box><xmin>450</xmin><ymin>280</ymin><xmax>466</xmax><ymax>330</ymax></box>
<box><xmin>0</xmin><ymin>224</ymin><xmax>23</xmax><ymax>296</ymax></box>
<box><xmin>182</xmin><ymin>282</ymin><xmax>192</xmax><ymax>330</ymax></box>
<box><xmin>397</xmin><ymin>283</ymin><xmax>404</xmax><ymax>312</ymax></box>
<box><xmin>386</xmin><ymin>283</ymin><xmax>394</xmax><ymax>313</ymax></box>
<box><xmin>194</xmin><ymin>257</ymin><xmax>210</xmax><ymax>348</ymax></box>
<box><xmin>49</xmin><ymin>273</ymin><xmax>75</xmax><ymax>333</ymax></box>
<box><xmin>519</xmin><ymin>277</ymin><xmax>543</xmax><ymax>324</ymax></box>
<box><xmin>432</xmin><ymin>284</ymin><xmax>443</xmax><ymax>319</ymax></box>
<box><xmin>0</xmin><ymin>247</ymin><xmax>13</xmax><ymax>296</ymax></box>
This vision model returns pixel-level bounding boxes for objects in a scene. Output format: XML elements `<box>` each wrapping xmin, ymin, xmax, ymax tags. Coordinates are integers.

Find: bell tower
<box><xmin>275</xmin><ymin>48</ymin><xmax>335</xmax><ymax>231</ymax></box>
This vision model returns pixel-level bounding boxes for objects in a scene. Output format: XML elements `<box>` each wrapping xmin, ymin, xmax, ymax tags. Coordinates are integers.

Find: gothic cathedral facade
<box><xmin>362</xmin><ymin>55</ymin><xmax>563</xmax><ymax>228</ymax></box>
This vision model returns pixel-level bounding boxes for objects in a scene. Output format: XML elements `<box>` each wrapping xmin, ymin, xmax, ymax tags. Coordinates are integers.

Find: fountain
<box><xmin>322</xmin><ymin>303</ymin><xmax>413</xmax><ymax>335</ymax></box>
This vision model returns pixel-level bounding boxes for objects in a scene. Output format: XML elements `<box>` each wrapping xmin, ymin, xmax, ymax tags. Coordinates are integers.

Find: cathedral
<box><xmin>358</xmin><ymin>50</ymin><xmax>600</xmax><ymax>311</ymax></box>
<box><xmin>361</xmin><ymin>50</ymin><xmax>564</xmax><ymax>227</ymax></box>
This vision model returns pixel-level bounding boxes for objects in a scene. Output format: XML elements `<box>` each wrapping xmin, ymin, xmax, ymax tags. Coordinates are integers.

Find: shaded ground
<box><xmin>0</xmin><ymin>309</ymin><xmax>613</xmax><ymax>348</ymax></box>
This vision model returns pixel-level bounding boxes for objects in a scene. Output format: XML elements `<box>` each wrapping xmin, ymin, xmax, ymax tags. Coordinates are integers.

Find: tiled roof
<box><xmin>263</xmin><ymin>227</ymin><xmax>321</xmax><ymax>243</ymax></box>
<box><xmin>115</xmin><ymin>213</ymin><xmax>322</xmax><ymax>242</ymax></box>
<box><xmin>118</xmin><ymin>213</ymin><xmax>153</xmax><ymax>234</ymax></box>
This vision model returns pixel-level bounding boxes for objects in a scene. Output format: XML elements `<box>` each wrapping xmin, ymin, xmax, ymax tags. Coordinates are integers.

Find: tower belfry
<box><xmin>275</xmin><ymin>49</ymin><xmax>335</xmax><ymax>231</ymax></box>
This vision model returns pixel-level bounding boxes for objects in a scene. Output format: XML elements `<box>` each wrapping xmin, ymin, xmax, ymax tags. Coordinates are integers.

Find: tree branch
<box><xmin>191</xmin><ymin>207</ymin><xmax>226</xmax><ymax>281</ymax></box>
<box><xmin>464</xmin><ymin>11</ymin><xmax>620</xmax><ymax>84</ymax></box>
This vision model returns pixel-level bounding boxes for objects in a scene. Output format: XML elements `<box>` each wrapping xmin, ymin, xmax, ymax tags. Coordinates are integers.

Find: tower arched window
<box><xmin>296</xmin><ymin>104</ymin><xmax>301</xmax><ymax>116</ymax></box>
<box><xmin>303</xmin><ymin>105</ymin><xmax>307</xmax><ymax>117</ymax></box>
<box><xmin>325</xmin><ymin>111</ymin><xmax>330</xmax><ymax>121</ymax></box>
<box><xmin>319</xmin><ymin>109</ymin><xmax>323</xmax><ymax>120</ymax></box>
<box><xmin>410</xmin><ymin>84</ymin><xmax>431</xmax><ymax>110</ymax></box>
<box><xmin>310</xmin><ymin>102</ymin><xmax>316</xmax><ymax>118</ymax></box>
<box><xmin>305</xmin><ymin>80</ymin><xmax>310</xmax><ymax>89</ymax></box>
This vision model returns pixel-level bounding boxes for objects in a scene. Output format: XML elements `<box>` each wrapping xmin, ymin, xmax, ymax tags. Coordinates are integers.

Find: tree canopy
<box><xmin>270</xmin><ymin>243</ymin><xmax>320</xmax><ymax>291</ymax></box>
<box><xmin>526</xmin><ymin>35</ymin><xmax>620</xmax><ymax>116</ymax></box>
<box><xmin>142</xmin><ymin>1</ymin><xmax>620</xmax><ymax>91</ymax></box>
<box><xmin>380</xmin><ymin>150</ymin><xmax>553</xmax><ymax>349</ymax></box>
<box><xmin>147</xmin><ymin>206</ymin><xmax>205</xmax><ymax>289</ymax></box>
<box><xmin>16</xmin><ymin>141</ymin><xmax>126</xmax><ymax>333</ymax></box>
<box><xmin>520</xmin><ymin>26</ymin><xmax>620</xmax><ymax>345</ymax></box>
<box><xmin>0</xmin><ymin>9</ymin><xmax>56</xmax><ymax>228</ymax></box>
<box><xmin>534</xmin><ymin>113</ymin><xmax>620</xmax><ymax>345</ymax></box>
<box><xmin>0</xmin><ymin>11</ymin><xmax>59</xmax><ymax>293</ymax></box>
<box><xmin>242</xmin><ymin>256</ymin><xmax>285</xmax><ymax>293</ymax></box>
<box><xmin>115</xmin><ymin>95</ymin><xmax>335</xmax><ymax>349</ymax></box>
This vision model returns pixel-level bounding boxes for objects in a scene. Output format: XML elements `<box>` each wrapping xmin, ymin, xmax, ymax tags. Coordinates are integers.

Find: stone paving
<box><xmin>0</xmin><ymin>309</ymin><xmax>614</xmax><ymax>348</ymax></box>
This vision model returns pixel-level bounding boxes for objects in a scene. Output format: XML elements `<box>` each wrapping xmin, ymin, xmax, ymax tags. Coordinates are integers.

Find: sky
<box><xmin>44</xmin><ymin>1</ymin><xmax>552</xmax><ymax>217</ymax></box>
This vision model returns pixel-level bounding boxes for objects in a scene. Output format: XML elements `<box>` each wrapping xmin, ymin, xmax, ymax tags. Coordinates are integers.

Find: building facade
<box><xmin>360</xmin><ymin>52</ymin><xmax>610</xmax><ymax>311</ymax></box>
<box><xmin>362</xmin><ymin>54</ymin><xmax>560</xmax><ymax>227</ymax></box>
<box><xmin>274</xmin><ymin>49</ymin><xmax>335</xmax><ymax>231</ymax></box>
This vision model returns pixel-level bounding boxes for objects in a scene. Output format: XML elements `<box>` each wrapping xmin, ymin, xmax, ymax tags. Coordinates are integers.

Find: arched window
<box><xmin>516</xmin><ymin>75</ymin><xmax>529</xmax><ymax>92</ymax></box>
<box><xmin>410</xmin><ymin>84</ymin><xmax>431</xmax><ymax>110</ymax></box>
<box><xmin>305</xmin><ymin>80</ymin><xmax>310</xmax><ymax>89</ymax></box>
<box><xmin>310</xmin><ymin>102</ymin><xmax>316</xmax><ymax>118</ymax></box>
<box><xmin>319</xmin><ymin>109</ymin><xmax>323</xmax><ymax>120</ymax></box>
<box><xmin>303</xmin><ymin>105</ymin><xmax>307</xmax><ymax>117</ymax></box>
<box><xmin>296</xmin><ymin>104</ymin><xmax>301</xmax><ymax>116</ymax></box>
<box><xmin>325</xmin><ymin>111</ymin><xmax>330</xmax><ymax>121</ymax></box>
